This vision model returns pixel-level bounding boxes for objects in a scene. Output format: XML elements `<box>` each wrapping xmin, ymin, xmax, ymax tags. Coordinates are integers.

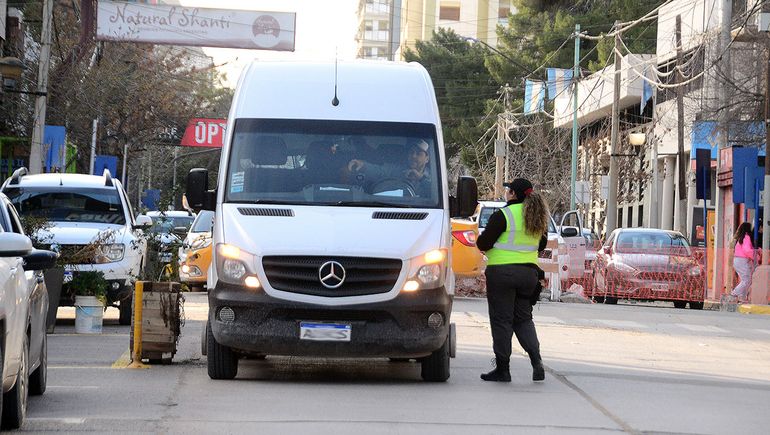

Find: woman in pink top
<box><xmin>731</xmin><ymin>222</ymin><xmax>756</xmax><ymax>301</ymax></box>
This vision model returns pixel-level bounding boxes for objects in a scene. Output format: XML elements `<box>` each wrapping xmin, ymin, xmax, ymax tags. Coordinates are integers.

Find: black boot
<box><xmin>481</xmin><ymin>357</ymin><xmax>511</xmax><ymax>382</ymax></box>
<box><xmin>532</xmin><ymin>360</ymin><xmax>545</xmax><ymax>382</ymax></box>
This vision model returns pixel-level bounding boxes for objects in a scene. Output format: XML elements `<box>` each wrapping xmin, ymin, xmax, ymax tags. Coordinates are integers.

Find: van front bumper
<box><xmin>209</xmin><ymin>284</ymin><xmax>451</xmax><ymax>358</ymax></box>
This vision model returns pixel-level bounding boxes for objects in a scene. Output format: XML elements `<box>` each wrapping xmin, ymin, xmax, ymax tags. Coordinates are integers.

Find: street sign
<box><xmin>601</xmin><ymin>175</ymin><xmax>609</xmax><ymax>200</ymax></box>
<box><xmin>575</xmin><ymin>181</ymin><xmax>590</xmax><ymax>204</ymax></box>
<box><xmin>494</xmin><ymin>140</ymin><xmax>506</xmax><ymax>157</ymax></box>
<box><xmin>180</xmin><ymin>118</ymin><xmax>227</xmax><ymax>148</ymax></box>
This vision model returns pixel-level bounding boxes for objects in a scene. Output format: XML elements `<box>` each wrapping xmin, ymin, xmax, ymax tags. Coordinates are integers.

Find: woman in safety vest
<box><xmin>476</xmin><ymin>178</ymin><xmax>549</xmax><ymax>382</ymax></box>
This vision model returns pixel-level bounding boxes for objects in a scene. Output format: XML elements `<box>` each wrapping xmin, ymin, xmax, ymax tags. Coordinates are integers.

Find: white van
<box><xmin>186</xmin><ymin>60</ymin><xmax>477</xmax><ymax>382</ymax></box>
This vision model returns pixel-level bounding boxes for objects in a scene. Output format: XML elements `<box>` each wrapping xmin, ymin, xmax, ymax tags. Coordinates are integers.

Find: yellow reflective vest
<box><xmin>486</xmin><ymin>203</ymin><xmax>540</xmax><ymax>266</ymax></box>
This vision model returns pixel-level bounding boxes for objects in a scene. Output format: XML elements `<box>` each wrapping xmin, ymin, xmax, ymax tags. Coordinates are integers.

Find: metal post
<box><xmin>763</xmin><ymin>41</ymin><xmax>770</xmax><ymax>263</ymax></box>
<box><xmin>570</xmin><ymin>24</ymin><xmax>581</xmax><ymax>211</ymax></box>
<box><xmin>606</xmin><ymin>22</ymin><xmax>622</xmax><ymax>235</ymax></box>
<box><xmin>495</xmin><ymin>117</ymin><xmax>504</xmax><ymax>199</ymax></box>
<box><xmin>713</xmin><ymin>0</ymin><xmax>733</xmax><ymax>297</ymax></box>
<box><xmin>127</xmin><ymin>281</ymin><xmax>148</xmax><ymax>369</ymax></box>
<box><xmin>28</xmin><ymin>0</ymin><xmax>54</xmax><ymax>174</ymax></box>
<box><xmin>122</xmin><ymin>142</ymin><xmax>129</xmax><ymax>185</ymax></box>
<box><xmin>89</xmin><ymin>118</ymin><xmax>98</xmax><ymax>175</ymax></box>
<box><xmin>675</xmin><ymin>15</ymin><xmax>688</xmax><ymax>235</ymax></box>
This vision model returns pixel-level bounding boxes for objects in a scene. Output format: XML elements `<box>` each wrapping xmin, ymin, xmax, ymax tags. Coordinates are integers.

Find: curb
<box><xmin>737</xmin><ymin>304</ymin><xmax>770</xmax><ymax>315</ymax></box>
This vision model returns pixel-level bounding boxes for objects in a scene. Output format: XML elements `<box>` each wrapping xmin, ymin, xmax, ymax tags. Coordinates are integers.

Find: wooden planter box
<box><xmin>139</xmin><ymin>281</ymin><xmax>183</xmax><ymax>363</ymax></box>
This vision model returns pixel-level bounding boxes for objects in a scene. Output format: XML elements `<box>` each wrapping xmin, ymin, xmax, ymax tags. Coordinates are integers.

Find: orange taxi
<box><xmin>450</xmin><ymin>218</ymin><xmax>486</xmax><ymax>277</ymax></box>
<box><xmin>178</xmin><ymin>210</ymin><xmax>214</xmax><ymax>291</ymax></box>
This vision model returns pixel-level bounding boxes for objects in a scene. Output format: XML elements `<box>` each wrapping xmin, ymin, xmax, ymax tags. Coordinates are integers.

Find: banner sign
<box><xmin>180</xmin><ymin>118</ymin><xmax>227</xmax><ymax>148</ymax></box>
<box><xmin>96</xmin><ymin>1</ymin><xmax>296</xmax><ymax>50</ymax></box>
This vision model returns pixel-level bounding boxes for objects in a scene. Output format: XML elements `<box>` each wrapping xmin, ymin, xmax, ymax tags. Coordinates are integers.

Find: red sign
<box><xmin>180</xmin><ymin>118</ymin><xmax>227</xmax><ymax>148</ymax></box>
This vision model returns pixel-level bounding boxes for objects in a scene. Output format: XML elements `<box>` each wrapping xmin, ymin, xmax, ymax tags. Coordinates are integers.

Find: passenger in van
<box><xmin>346</xmin><ymin>139</ymin><xmax>432</xmax><ymax>197</ymax></box>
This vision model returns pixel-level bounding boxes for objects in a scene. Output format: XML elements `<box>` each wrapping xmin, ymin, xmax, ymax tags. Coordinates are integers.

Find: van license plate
<box><xmin>300</xmin><ymin>322</ymin><xmax>351</xmax><ymax>342</ymax></box>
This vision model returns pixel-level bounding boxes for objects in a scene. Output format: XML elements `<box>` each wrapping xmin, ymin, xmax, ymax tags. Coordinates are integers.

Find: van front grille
<box><xmin>262</xmin><ymin>256</ymin><xmax>402</xmax><ymax>297</ymax></box>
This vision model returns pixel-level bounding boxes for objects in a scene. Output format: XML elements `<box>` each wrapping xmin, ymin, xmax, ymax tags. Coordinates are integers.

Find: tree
<box><xmin>404</xmin><ymin>28</ymin><xmax>499</xmax><ymax>161</ymax></box>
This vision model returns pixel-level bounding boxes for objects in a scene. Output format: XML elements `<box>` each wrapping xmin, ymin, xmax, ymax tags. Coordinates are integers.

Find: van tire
<box><xmin>207</xmin><ymin>322</ymin><xmax>238</xmax><ymax>379</ymax></box>
<box><xmin>119</xmin><ymin>296</ymin><xmax>132</xmax><ymax>326</ymax></box>
<box><xmin>420</xmin><ymin>336</ymin><xmax>450</xmax><ymax>382</ymax></box>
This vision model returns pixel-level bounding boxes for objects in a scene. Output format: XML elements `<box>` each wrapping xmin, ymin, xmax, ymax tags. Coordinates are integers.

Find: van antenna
<box><xmin>331</xmin><ymin>52</ymin><xmax>340</xmax><ymax>107</ymax></box>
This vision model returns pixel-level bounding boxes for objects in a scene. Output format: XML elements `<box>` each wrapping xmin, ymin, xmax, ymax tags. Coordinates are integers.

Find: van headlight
<box><xmin>403</xmin><ymin>249</ymin><xmax>447</xmax><ymax>292</ymax></box>
<box><xmin>95</xmin><ymin>244</ymin><xmax>125</xmax><ymax>263</ymax></box>
<box><xmin>215</xmin><ymin>243</ymin><xmax>260</xmax><ymax>287</ymax></box>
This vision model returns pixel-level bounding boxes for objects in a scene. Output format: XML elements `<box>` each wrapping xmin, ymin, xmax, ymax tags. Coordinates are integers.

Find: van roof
<box><xmin>232</xmin><ymin>60</ymin><xmax>439</xmax><ymax>125</ymax></box>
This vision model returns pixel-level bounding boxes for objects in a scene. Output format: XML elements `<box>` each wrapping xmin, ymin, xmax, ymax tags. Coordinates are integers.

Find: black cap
<box><xmin>503</xmin><ymin>178</ymin><xmax>534</xmax><ymax>199</ymax></box>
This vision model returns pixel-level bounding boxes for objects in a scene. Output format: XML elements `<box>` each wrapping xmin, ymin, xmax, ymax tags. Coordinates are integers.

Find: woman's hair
<box><xmin>732</xmin><ymin>222</ymin><xmax>753</xmax><ymax>247</ymax></box>
<box><xmin>523</xmin><ymin>191</ymin><xmax>550</xmax><ymax>237</ymax></box>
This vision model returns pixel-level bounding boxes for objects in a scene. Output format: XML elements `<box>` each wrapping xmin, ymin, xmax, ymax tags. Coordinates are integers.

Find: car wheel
<box><xmin>420</xmin><ymin>336</ymin><xmax>450</xmax><ymax>382</ymax></box>
<box><xmin>689</xmin><ymin>302</ymin><xmax>704</xmax><ymax>310</ymax></box>
<box><xmin>119</xmin><ymin>296</ymin><xmax>133</xmax><ymax>326</ymax></box>
<box><xmin>207</xmin><ymin>321</ymin><xmax>238</xmax><ymax>380</ymax></box>
<box><xmin>29</xmin><ymin>332</ymin><xmax>47</xmax><ymax>396</ymax></box>
<box><xmin>592</xmin><ymin>295</ymin><xmax>606</xmax><ymax>303</ymax></box>
<box><xmin>2</xmin><ymin>334</ymin><xmax>29</xmax><ymax>429</ymax></box>
<box><xmin>673</xmin><ymin>301</ymin><xmax>687</xmax><ymax>309</ymax></box>
<box><xmin>604</xmin><ymin>297</ymin><xmax>618</xmax><ymax>305</ymax></box>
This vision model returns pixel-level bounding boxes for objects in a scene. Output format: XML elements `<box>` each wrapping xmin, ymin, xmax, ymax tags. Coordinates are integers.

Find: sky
<box><xmin>177</xmin><ymin>0</ymin><xmax>360</xmax><ymax>87</ymax></box>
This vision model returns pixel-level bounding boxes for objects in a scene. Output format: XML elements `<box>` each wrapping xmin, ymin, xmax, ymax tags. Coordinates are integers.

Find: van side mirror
<box><xmin>451</xmin><ymin>176</ymin><xmax>478</xmax><ymax>218</ymax></box>
<box><xmin>186</xmin><ymin>168</ymin><xmax>215</xmax><ymax>211</ymax></box>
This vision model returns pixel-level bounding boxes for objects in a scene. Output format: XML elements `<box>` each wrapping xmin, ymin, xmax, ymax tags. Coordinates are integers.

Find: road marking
<box><xmin>675</xmin><ymin>324</ymin><xmax>728</xmax><ymax>333</ymax></box>
<box><xmin>26</xmin><ymin>418</ymin><xmax>85</xmax><ymax>424</ymax></box>
<box><xmin>754</xmin><ymin>329</ymin><xmax>770</xmax><ymax>335</ymax></box>
<box><xmin>534</xmin><ymin>316</ymin><xmax>565</xmax><ymax>325</ymax></box>
<box><xmin>47</xmin><ymin>385</ymin><xmax>99</xmax><ymax>389</ymax></box>
<box><xmin>111</xmin><ymin>349</ymin><xmax>132</xmax><ymax>369</ymax></box>
<box><xmin>595</xmin><ymin>319</ymin><xmax>647</xmax><ymax>329</ymax></box>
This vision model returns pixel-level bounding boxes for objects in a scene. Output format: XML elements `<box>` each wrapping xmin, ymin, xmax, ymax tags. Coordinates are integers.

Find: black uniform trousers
<box><xmin>485</xmin><ymin>263</ymin><xmax>541</xmax><ymax>365</ymax></box>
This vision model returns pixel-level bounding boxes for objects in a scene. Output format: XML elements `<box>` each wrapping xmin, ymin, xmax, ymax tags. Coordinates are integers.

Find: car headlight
<box><xmin>689</xmin><ymin>265</ymin><xmax>702</xmax><ymax>276</ymax></box>
<box><xmin>403</xmin><ymin>249</ymin><xmax>447</xmax><ymax>291</ymax></box>
<box><xmin>191</xmin><ymin>237</ymin><xmax>212</xmax><ymax>250</ymax></box>
<box><xmin>612</xmin><ymin>262</ymin><xmax>636</xmax><ymax>274</ymax></box>
<box><xmin>95</xmin><ymin>243</ymin><xmax>125</xmax><ymax>263</ymax></box>
<box><xmin>215</xmin><ymin>243</ymin><xmax>260</xmax><ymax>288</ymax></box>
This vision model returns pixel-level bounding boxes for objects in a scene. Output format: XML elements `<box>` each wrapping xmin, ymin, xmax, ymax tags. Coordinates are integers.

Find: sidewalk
<box><xmin>704</xmin><ymin>299</ymin><xmax>770</xmax><ymax>315</ymax></box>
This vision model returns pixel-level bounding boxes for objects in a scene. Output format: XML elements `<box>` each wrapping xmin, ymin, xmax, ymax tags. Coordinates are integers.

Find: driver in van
<box><xmin>346</xmin><ymin>139</ymin><xmax>432</xmax><ymax>197</ymax></box>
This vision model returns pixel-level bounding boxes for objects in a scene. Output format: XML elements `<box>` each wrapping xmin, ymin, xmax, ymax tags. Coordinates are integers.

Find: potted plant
<box><xmin>70</xmin><ymin>271</ymin><xmax>108</xmax><ymax>334</ymax></box>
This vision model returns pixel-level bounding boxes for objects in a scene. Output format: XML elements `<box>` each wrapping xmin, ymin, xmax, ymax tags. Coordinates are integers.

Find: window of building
<box><xmin>638</xmin><ymin>205</ymin><xmax>643</xmax><ymax>227</ymax></box>
<box><xmin>498</xmin><ymin>6</ymin><xmax>510</xmax><ymax>19</ymax></box>
<box><xmin>618</xmin><ymin>208</ymin><xmax>624</xmax><ymax>229</ymax></box>
<box><xmin>627</xmin><ymin>206</ymin><xmax>633</xmax><ymax>228</ymax></box>
<box><xmin>378</xmin><ymin>20</ymin><xmax>389</xmax><ymax>31</ymax></box>
<box><xmin>365</xmin><ymin>21</ymin><xmax>373</xmax><ymax>32</ymax></box>
<box><xmin>439</xmin><ymin>5</ymin><xmax>461</xmax><ymax>21</ymax></box>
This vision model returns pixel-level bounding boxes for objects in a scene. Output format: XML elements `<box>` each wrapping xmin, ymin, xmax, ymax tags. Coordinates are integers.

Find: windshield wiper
<box><xmin>333</xmin><ymin>201</ymin><xmax>414</xmax><ymax>208</ymax></box>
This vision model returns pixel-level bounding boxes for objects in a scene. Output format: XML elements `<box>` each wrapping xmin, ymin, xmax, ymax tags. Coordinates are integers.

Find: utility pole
<box><xmin>675</xmin><ymin>15</ymin><xmax>687</xmax><ymax>235</ymax></box>
<box><xmin>606</xmin><ymin>22</ymin><xmax>622</xmax><ymax>235</ymax></box>
<box><xmin>28</xmin><ymin>0</ymin><xmax>54</xmax><ymax>174</ymax></box>
<box><xmin>89</xmin><ymin>118</ymin><xmax>98</xmax><ymax>175</ymax></box>
<box><xmin>570</xmin><ymin>24</ymin><xmax>581</xmax><ymax>211</ymax></box>
<box><xmin>713</xmin><ymin>0</ymin><xmax>732</xmax><ymax>297</ymax></box>
<box><xmin>757</xmin><ymin>45</ymin><xmax>770</xmax><ymax>265</ymax></box>
<box><xmin>495</xmin><ymin>115</ymin><xmax>505</xmax><ymax>199</ymax></box>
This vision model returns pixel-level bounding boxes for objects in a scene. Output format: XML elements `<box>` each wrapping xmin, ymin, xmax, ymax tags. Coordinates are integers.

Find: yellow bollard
<box><xmin>127</xmin><ymin>281</ymin><xmax>149</xmax><ymax>369</ymax></box>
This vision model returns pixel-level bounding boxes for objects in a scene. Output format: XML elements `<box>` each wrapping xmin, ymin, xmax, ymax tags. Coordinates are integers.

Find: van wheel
<box><xmin>29</xmin><ymin>332</ymin><xmax>47</xmax><ymax>395</ymax></box>
<box><xmin>207</xmin><ymin>322</ymin><xmax>238</xmax><ymax>379</ymax></box>
<box><xmin>689</xmin><ymin>302</ymin><xmax>704</xmax><ymax>310</ymax></box>
<box><xmin>2</xmin><ymin>335</ymin><xmax>29</xmax><ymax>429</ymax></box>
<box><xmin>119</xmin><ymin>296</ymin><xmax>132</xmax><ymax>326</ymax></box>
<box><xmin>420</xmin><ymin>336</ymin><xmax>450</xmax><ymax>382</ymax></box>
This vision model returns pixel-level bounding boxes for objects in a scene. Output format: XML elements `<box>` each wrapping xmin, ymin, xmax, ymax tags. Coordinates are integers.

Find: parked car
<box><xmin>589</xmin><ymin>228</ymin><xmax>705</xmax><ymax>308</ymax></box>
<box><xmin>450</xmin><ymin>218</ymin><xmax>485</xmax><ymax>277</ymax></box>
<box><xmin>2</xmin><ymin>168</ymin><xmax>151</xmax><ymax>325</ymax></box>
<box><xmin>178</xmin><ymin>210</ymin><xmax>214</xmax><ymax>292</ymax></box>
<box><xmin>146</xmin><ymin>210</ymin><xmax>195</xmax><ymax>263</ymax></box>
<box><xmin>0</xmin><ymin>228</ymin><xmax>57</xmax><ymax>429</ymax></box>
<box><xmin>474</xmin><ymin>201</ymin><xmax>570</xmax><ymax>287</ymax></box>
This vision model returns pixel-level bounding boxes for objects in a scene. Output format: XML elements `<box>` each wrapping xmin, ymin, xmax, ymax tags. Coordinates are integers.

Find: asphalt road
<box><xmin>18</xmin><ymin>294</ymin><xmax>770</xmax><ymax>434</ymax></box>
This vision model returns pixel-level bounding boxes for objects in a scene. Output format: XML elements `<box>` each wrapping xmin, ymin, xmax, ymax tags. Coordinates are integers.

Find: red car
<box><xmin>590</xmin><ymin>229</ymin><xmax>705</xmax><ymax>309</ymax></box>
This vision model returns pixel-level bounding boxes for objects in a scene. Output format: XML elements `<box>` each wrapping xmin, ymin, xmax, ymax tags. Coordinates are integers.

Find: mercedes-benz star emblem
<box><xmin>319</xmin><ymin>261</ymin><xmax>346</xmax><ymax>289</ymax></box>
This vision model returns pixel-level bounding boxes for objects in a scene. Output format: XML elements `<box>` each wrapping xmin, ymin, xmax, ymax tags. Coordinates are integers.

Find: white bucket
<box><xmin>75</xmin><ymin>295</ymin><xmax>104</xmax><ymax>334</ymax></box>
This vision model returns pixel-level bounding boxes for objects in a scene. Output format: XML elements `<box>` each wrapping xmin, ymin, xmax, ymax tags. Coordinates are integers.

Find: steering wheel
<box><xmin>369</xmin><ymin>178</ymin><xmax>416</xmax><ymax>197</ymax></box>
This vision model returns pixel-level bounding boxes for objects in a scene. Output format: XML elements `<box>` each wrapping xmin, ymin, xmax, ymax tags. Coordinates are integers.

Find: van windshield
<box><xmin>225</xmin><ymin>119</ymin><xmax>442</xmax><ymax>208</ymax></box>
<box><xmin>5</xmin><ymin>187</ymin><xmax>126</xmax><ymax>225</ymax></box>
